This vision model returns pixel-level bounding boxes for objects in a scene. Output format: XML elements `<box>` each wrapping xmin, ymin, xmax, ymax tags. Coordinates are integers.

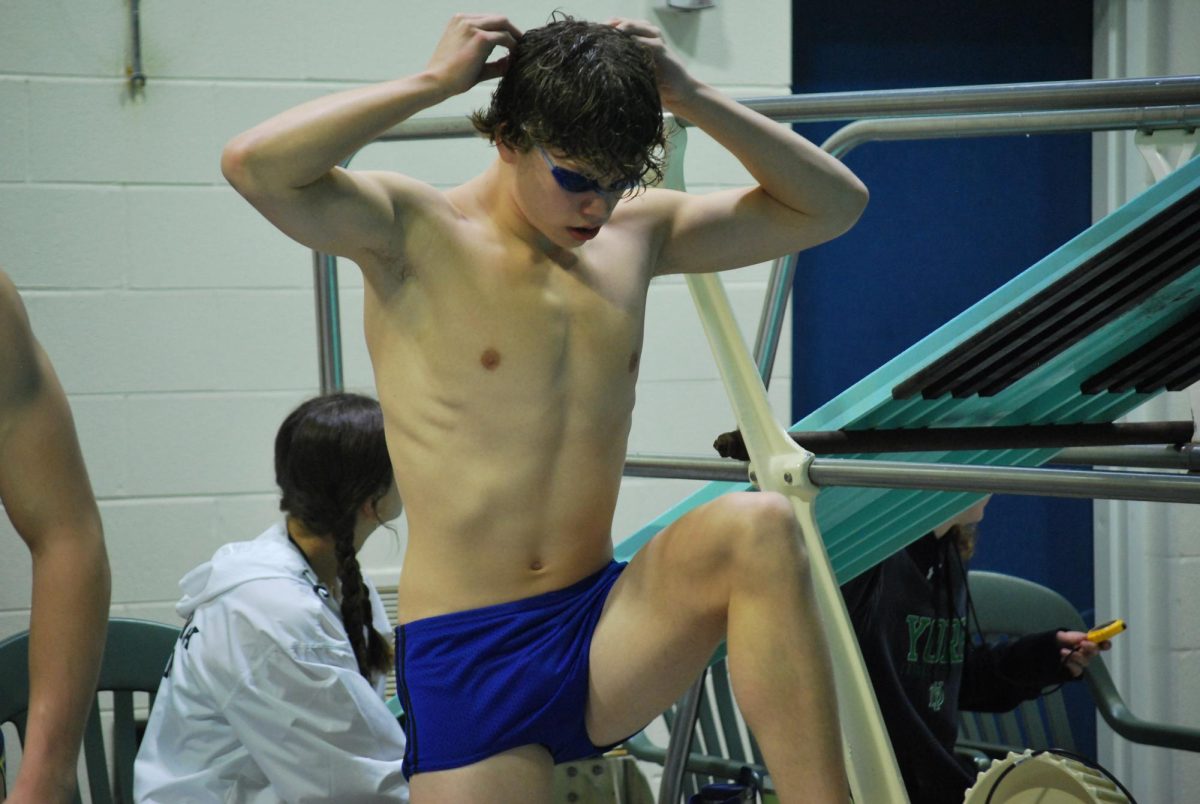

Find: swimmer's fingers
<box><xmin>607</xmin><ymin>17</ymin><xmax>694</xmax><ymax>110</ymax></box>
<box><xmin>428</xmin><ymin>13</ymin><xmax>522</xmax><ymax>94</ymax></box>
<box><xmin>607</xmin><ymin>18</ymin><xmax>661</xmax><ymax>39</ymax></box>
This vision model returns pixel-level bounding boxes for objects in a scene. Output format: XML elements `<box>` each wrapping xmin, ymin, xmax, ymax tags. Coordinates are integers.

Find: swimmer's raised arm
<box><xmin>609</xmin><ymin>18</ymin><xmax>868</xmax><ymax>276</ymax></box>
<box><xmin>220</xmin><ymin>13</ymin><xmax>521</xmax><ymax>263</ymax></box>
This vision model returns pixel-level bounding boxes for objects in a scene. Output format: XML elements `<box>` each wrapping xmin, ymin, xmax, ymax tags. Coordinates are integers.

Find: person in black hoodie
<box><xmin>841</xmin><ymin>497</ymin><xmax>1110</xmax><ymax>804</ymax></box>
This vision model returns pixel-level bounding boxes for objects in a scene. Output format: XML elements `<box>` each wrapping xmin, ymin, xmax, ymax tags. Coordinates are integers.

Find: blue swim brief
<box><xmin>395</xmin><ymin>560</ymin><xmax>628</xmax><ymax>778</ymax></box>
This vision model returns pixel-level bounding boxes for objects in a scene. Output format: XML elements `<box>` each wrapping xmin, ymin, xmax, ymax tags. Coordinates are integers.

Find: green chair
<box><xmin>958</xmin><ymin>571</ymin><xmax>1200</xmax><ymax>764</ymax></box>
<box><xmin>0</xmin><ymin>617</ymin><xmax>180</xmax><ymax>804</ymax></box>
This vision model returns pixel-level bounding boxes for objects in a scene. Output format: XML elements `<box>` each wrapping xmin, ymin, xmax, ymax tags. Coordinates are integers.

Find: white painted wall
<box><xmin>0</xmin><ymin>0</ymin><xmax>791</xmax><ymax>709</ymax></box>
<box><xmin>1093</xmin><ymin>3</ymin><xmax>1200</xmax><ymax>802</ymax></box>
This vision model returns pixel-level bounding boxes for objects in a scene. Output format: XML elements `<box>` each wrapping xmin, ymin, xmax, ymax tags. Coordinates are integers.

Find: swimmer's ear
<box><xmin>496</xmin><ymin>137</ymin><xmax>520</xmax><ymax>163</ymax></box>
<box><xmin>493</xmin><ymin>121</ymin><xmax>528</xmax><ymax>163</ymax></box>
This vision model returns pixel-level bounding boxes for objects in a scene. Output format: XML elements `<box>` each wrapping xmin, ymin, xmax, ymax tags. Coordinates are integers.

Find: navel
<box><xmin>628</xmin><ymin>350</ymin><xmax>640</xmax><ymax>373</ymax></box>
<box><xmin>530</xmin><ymin>559</ymin><xmax>544</xmax><ymax>572</ymax></box>
<box><xmin>480</xmin><ymin>348</ymin><xmax>501</xmax><ymax>371</ymax></box>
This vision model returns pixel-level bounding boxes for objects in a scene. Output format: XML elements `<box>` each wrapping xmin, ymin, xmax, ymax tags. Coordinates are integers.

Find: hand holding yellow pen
<box><xmin>1087</xmin><ymin>618</ymin><xmax>1126</xmax><ymax>643</ymax></box>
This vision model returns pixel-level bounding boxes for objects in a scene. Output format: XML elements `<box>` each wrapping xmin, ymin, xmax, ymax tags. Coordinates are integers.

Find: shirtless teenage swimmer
<box><xmin>222</xmin><ymin>13</ymin><xmax>868</xmax><ymax>802</ymax></box>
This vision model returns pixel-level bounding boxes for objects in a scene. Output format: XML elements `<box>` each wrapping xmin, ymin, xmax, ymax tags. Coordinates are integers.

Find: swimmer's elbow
<box><xmin>833</xmin><ymin>176</ymin><xmax>869</xmax><ymax>235</ymax></box>
<box><xmin>221</xmin><ymin>134</ymin><xmax>265</xmax><ymax>197</ymax></box>
<box><xmin>221</xmin><ymin>131</ymin><xmax>299</xmax><ymax>201</ymax></box>
<box><xmin>851</xmin><ymin>175</ymin><xmax>870</xmax><ymax>215</ymax></box>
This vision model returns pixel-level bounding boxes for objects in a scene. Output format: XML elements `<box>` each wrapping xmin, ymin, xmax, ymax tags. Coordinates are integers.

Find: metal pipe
<box><xmin>742</xmin><ymin>100</ymin><xmax>1200</xmax><ymax>421</ymax></box>
<box><xmin>657</xmin><ymin>676</ymin><xmax>705</xmax><ymax>804</ymax></box>
<box><xmin>320</xmin><ymin>75</ymin><xmax>1200</xmax><ymax>419</ymax></box>
<box><xmin>624</xmin><ymin>455</ymin><xmax>1200</xmax><ymax>503</ymax></box>
<box><xmin>374</xmin><ymin>76</ymin><xmax>1200</xmax><ymax>142</ymax></box>
<box><xmin>625</xmin><ymin>455</ymin><xmax>747</xmax><ymax>482</ymax></box>
<box><xmin>128</xmin><ymin>0</ymin><xmax>146</xmax><ymax>90</ymax></box>
<box><xmin>1051</xmin><ymin>444</ymin><xmax>1200</xmax><ymax>472</ymax></box>
<box><xmin>312</xmin><ymin>157</ymin><xmax>353</xmax><ymax>393</ymax></box>
<box><xmin>312</xmin><ymin>251</ymin><xmax>343</xmax><ymax>393</ymax></box>
<box><xmin>752</xmin><ymin>252</ymin><xmax>799</xmax><ymax>386</ymax></box>
<box><xmin>740</xmin><ymin>75</ymin><xmax>1200</xmax><ymax>123</ymax></box>
<box><xmin>807</xmin><ymin>459</ymin><xmax>1200</xmax><ymax>504</ymax></box>
<box><xmin>823</xmin><ymin>105</ymin><xmax>1200</xmax><ymax>160</ymax></box>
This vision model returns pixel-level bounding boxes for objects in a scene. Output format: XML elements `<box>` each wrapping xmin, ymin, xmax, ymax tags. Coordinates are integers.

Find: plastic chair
<box><xmin>0</xmin><ymin>617</ymin><xmax>180</xmax><ymax>804</ymax></box>
<box><xmin>958</xmin><ymin>571</ymin><xmax>1200</xmax><ymax>763</ymax></box>
<box><xmin>624</xmin><ymin>654</ymin><xmax>769</xmax><ymax>802</ymax></box>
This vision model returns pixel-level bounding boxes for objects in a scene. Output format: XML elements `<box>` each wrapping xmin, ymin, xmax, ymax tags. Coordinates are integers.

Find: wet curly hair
<box><xmin>471</xmin><ymin>13</ymin><xmax>666</xmax><ymax>193</ymax></box>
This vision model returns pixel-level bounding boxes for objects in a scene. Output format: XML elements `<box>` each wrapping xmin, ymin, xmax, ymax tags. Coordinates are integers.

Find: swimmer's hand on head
<box><xmin>606</xmin><ymin>18</ymin><xmax>695</xmax><ymax>111</ymax></box>
<box><xmin>425</xmin><ymin>13</ymin><xmax>522</xmax><ymax>97</ymax></box>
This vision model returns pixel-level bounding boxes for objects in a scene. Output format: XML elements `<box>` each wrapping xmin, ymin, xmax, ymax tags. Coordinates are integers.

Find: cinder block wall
<box><xmin>0</xmin><ymin>1</ymin><xmax>793</xmax><ymax>634</ymax></box>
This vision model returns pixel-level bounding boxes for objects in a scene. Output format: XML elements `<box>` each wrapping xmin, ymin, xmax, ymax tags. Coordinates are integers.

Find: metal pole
<box><xmin>752</xmin><ymin>252</ymin><xmax>799</xmax><ymax>386</ymax></box>
<box><xmin>823</xmin><ymin>105</ymin><xmax>1200</xmax><ymax>160</ymax></box>
<box><xmin>625</xmin><ymin>455</ymin><xmax>747</xmax><ymax>482</ymax></box>
<box><xmin>658</xmin><ymin>675</ymin><xmax>705</xmax><ymax>804</ymax></box>
<box><xmin>807</xmin><ymin>459</ymin><xmax>1200</xmax><ymax>504</ymax></box>
<box><xmin>128</xmin><ymin>0</ymin><xmax>146</xmax><ymax>91</ymax></box>
<box><xmin>1051</xmin><ymin>444</ymin><xmax>1200</xmax><ymax>472</ymax></box>
<box><xmin>323</xmin><ymin>76</ymin><xmax>1200</xmax><ymax>391</ymax></box>
<box><xmin>740</xmin><ymin>75</ymin><xmax>1200</xmax><ymax>124</ymax></box>
<box><xmin>623</xmin><ymin>455</ymin><xmax>1200</xmax><ymax>504</ymax></box>
<box><xmin>312</xmin><ymin>251</ymin><xmax>343</xmax><ymax>393</ymax></box>
<box><xmin>374</xmin><ymin>76</ymin><xmax>1200</xmax><ymax>142</ymax></box>
<box><xmin>745</xmin><ymin>102</ymin><xmax>1200</xmax><ymax>415</ymax></box>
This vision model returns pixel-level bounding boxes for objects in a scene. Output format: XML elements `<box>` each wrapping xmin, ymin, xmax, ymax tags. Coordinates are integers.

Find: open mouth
<box><xmin>567</xmin><ymin>226</ymin><xmax>601</xmax><ymax>242</ymax></box>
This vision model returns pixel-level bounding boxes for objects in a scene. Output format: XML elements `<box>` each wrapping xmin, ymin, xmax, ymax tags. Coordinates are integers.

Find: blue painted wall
<box><xmin>790</xmin><ymin>0</ymin><xmax>1098</xmax><ymax>752</ymax></box>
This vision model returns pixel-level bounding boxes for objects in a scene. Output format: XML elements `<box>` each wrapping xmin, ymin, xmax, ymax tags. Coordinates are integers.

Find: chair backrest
<box><xmin>964</xmin><ymin>570</ymin><xmax>1200</xmax><ymax>757</ymax></box>
<box><xmin>624</xmin><ymin>656</ymin><xmax>767</xmax><ymax>800</ymax></box>
<box><xmin>0</xmin><ymin>617</ymin><xmax>180</xmax><ymax>804</ymax></box>
<box><xmin>956</xmin><ymin>571</ymin><xmax>1088</xmax><ymax>758</ymax></box>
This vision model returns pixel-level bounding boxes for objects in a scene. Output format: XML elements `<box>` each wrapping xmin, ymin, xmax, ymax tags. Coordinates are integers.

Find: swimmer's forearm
<box><xmin>668</xmin><ymin>81</ymin><xmax>868</xmax><ymax>230</ymax></box>
<box><xmin>222</xmin><ymin>73</ymin><xmax>454</xmax><ymax>193</ymax></box>
<box><xmin>1</xmin><ymin>338</ymin><xmax>109</xmax><ymax>803</ymax></box>
<box><xmin>13</xmin><ymin>528</ymin><xmax>109</xmax><ymax>804</ymax></box>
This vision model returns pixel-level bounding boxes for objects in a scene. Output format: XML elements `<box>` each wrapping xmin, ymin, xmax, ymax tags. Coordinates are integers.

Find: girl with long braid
<box><xmin>134</xmin><ymin>393</ymin><xmax>409</xmax><ymax>802</ymax></box>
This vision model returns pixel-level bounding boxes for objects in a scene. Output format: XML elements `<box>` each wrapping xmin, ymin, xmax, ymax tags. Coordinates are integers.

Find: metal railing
<box><xmin>623</xmin><ymin>454</ymin><xmax>1200</xmax><ymax>504</ymax></box>
<box><xmin>310</xmin><ymin>74</ymin><xmax>1200</xmax><ymax>502</ymax></box>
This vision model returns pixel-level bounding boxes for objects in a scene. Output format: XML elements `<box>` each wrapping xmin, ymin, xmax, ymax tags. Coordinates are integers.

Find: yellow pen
<box><xmin>1087</xmin><ymin>618</ymin><xmax>1126</xmax><ymax>643</ymax></box>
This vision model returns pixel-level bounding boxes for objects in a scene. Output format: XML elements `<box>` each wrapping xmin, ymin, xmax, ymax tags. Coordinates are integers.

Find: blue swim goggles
<box><xmin>536</xmin><ymin>146</ymin><xmax>639</xmax><ymax>197</ymax></box>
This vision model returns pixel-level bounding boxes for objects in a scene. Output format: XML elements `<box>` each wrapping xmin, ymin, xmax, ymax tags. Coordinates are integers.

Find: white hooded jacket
<box><xmin>133</xmin><ymin>523</ymin><xmax>409</xmax><ymax>803</ymax></box>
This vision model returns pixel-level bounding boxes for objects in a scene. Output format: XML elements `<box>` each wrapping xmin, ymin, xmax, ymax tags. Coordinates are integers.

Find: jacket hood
<box><xmin>176</xmin><ymin>522</ymin><xmax>318</xmax><ymax>619</ymax></box>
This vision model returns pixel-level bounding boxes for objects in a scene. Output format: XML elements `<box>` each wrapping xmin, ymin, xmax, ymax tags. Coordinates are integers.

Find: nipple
<box><xmin>481</xmin><ymin>348</ymin><xmax>501</xmax><ymax>371</ymax></box>
<box><xmin>628</xmin><ymin>351</ymin><xmax>640</xmax><ymax>373</ymax></box>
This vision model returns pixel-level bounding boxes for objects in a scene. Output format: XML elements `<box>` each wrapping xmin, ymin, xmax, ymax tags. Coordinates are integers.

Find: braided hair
<box><xmin>275</xmin><ymin>393</ymin><xmax>395</xmax><ymax>680</ymax></box>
